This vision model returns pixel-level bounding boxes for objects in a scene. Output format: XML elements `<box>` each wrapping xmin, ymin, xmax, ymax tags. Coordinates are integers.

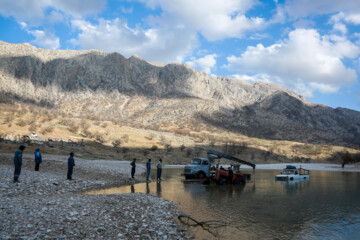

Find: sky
<box><xmin>0</xmin><ymin>0</ymin><xmax>360</xmax><ymax>111</ymax></box>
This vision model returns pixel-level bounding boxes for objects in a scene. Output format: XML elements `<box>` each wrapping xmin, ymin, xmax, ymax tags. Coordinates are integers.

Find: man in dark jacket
<box><xmin>146</xmin><ymin>159</ymin><xmax>151</xmax><ymax>182</ymax></box>
<box><xmin>130</xmin><ymin>158</ymin><xmax>136</xmax><ymax>178</ymax></box>
<box><xmin>67</xmin><ymin>152</ymin><xmax>75</xmax><ymax>180</ymax></box>
<box><xmin>227</xmin><ymin>167</ymin><xmax>234</xmax><ymax>184</ymax></box>
<box><xmin>14</xmin><ymin>145</ymin><xmax>25</xmax><ymax>183</ymax></box>
<box><xmin>34</xmin><ymin>148</ymin><xmax>42</xmax><ymax>171</ymax></box>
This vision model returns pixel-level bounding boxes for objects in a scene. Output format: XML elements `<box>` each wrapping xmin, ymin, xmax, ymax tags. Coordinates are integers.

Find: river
<box><xmin>86</xmin><ymin>168</ymin><xmax>360</xmax><ymax>239</ymax></box>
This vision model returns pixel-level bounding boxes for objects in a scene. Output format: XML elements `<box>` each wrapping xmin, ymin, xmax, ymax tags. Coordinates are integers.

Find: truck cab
<box><xmin>184</xmin><ymin>158</ymin><xmax>210</xmax><ymax>179</ymax></box>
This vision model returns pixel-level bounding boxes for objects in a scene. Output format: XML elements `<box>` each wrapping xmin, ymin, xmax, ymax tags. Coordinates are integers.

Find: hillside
<box><xmin>0</xmin><ymin>41</ymin><xmax>360</xmax><ymax>149</ymax></box>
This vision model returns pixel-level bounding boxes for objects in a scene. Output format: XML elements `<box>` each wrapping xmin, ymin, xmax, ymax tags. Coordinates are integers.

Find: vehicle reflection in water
<box><xmin>85</xmin><ymin>168</ymin><xmax>360</xmax><ymax>240</ymax></box>
<box><xmin>275</xmin><ymin>178</ymin><xmax>310</xmax><ymax>195</ymax></box>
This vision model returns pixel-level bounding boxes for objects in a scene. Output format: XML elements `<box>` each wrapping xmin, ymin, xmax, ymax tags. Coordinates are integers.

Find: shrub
<box><xmin>122</xmin><ymin>134</ymin><xmax>129</xmax><ymax>143</ymax></box>
<box><xmin>112</xmin><ymin>139</ymin><xmax>121</xmax><ymax>148</ymax></box>
<box><xmin>4</xmin><ymin>113</ymin><xmax>15</xmax><ymax>123</ymax></box>
<box><xmin>68</xmin><ymin>124</ymin><xmax>79</xmax><ymax>134</ymax></box>
<box><xmin>180</xmin><ymin>144</ymin><xmax>186</xmax><ymax>151</ymax></box>
<box><xmin>165</xmin><ymin>144</ymin><xmax>173</xmax><ymax>153</ymax></box>
<box><xmin>143</xmin><ymin>149</ymin><xmax>150</xmax><ymax>156</ymax></box>
<box><xmin>122</xmin><ymin>147</ymin><xmax>129</xmax><ymax>154</ymax></box>
<box><xmin>186</xmin><ymin>148</ymin><xmax>193</xmax><ymax>157</ymax></box>
<box><xmin>150</xmin><ymin>145</ymin><xmax>158</xmax><ymax>151</ymax></box>
<box><xmin>16</xmin><ymin>119</ymin><xmax>27</xmax><ymax>127</ymax></box>
<box><xmin>83</xmin><ymin>130</ymin><xmax>93</xmax><ymax>138</ymax></box>
<box><xmin>41</xmin><ymin>126</ymin><xmax>54</xmax><ymax>135</ymax></box>
<box><xmin>80</xmin><ymin>120</ymin><xmax>90</xmax><ymax>131</ymax></box>
<box><xmin>28</xmin><ymin>123</ymin><xmax>38</xmax><ymax>132</ymax></box>
<box><xmin>94</xmin><ymin>132</ymin><xmax>105</xmax><ymax>143</ymax></box>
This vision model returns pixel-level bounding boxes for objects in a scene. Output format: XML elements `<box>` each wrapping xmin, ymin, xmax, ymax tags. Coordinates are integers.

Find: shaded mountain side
<box><xmin>0</xmin><ymin>41</ymin><xmax>359</xmax><ymax>147</ymax></box>
<box><xmin>198</xmin><ymin>92</ymin><xmax>360</xmax><ymax>146</ymax></box>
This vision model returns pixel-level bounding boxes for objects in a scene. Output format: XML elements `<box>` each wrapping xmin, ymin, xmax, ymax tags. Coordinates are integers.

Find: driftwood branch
<box><xmin>178</xmin><ymin>214</ymin><xmax>227</xmax><ymax>230</ymax></box>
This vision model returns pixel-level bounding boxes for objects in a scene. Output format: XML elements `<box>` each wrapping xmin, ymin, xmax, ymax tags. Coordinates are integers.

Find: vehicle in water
<box><xmin>275</xmin><ymin>165</ymin><xmax>310</xmax><ymax>181</ymax></box>
<box><xmin>183</xmin><ymin>149</ymin><xmax>256</xmax><ymax>184</ymax></box>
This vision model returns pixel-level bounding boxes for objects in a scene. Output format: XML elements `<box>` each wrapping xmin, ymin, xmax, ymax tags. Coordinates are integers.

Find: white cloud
<box><xmin>136</xmin><ymin>0</ymin><xmax>266</xmax><ymax>41</ymax></box>
<box><xmin>226</xmin><ymin>29</ymin><xmax>360</xmax><ymax>97</ymax></box>
<box><xmin>121</xmin><ymin>7</ymin><xmax>133</xmax><ymax>14</ymax></box>
<box><xmin>186</xmin><ymin>54</ymin><xmax>217</xmax><ymax>74</ymax></box>
<box><xmin>19</xmin><ymin>21</ymin><xmax>60</xmax><ymax>49</ymax></box>
<box><xmin>332</xmin><ymin>23</ymin><xmax>347</xmax><ymax>35</ymax></box>
<box><xmin>282</xmin><ymin>0</ymin><xmax>360</xmax><ymax>20</ymax></box>
<box><xmin>0</xmin><ymin>0</ymin><xmax>105</xmax><ymax>25</ymax></box>
<box><xmin>28</xmin><ymin>29</ymin><xmax>60</xmax><ymax>49</ymax></box>
<box><xmin>330</xmin><ymin>12</ymin><xmax>360</xmax><ymax>25</ymax></box>
<box><xmin>70</xmin><ymin>18</ymin><xmax>197</xmax><ymax>63</ymax></box>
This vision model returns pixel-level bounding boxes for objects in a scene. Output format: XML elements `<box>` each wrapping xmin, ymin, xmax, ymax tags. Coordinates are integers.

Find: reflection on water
<box><xmin>85</xmin><ymin>168</ymin><xmax>360</xmax><ymax>240</ymax></box>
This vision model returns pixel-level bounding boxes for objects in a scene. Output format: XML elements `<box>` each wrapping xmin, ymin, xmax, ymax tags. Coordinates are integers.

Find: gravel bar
<box><xmin>0</xmin><ymin>154</ymin><xmax>191</xmax><ymax>240</ymax></box>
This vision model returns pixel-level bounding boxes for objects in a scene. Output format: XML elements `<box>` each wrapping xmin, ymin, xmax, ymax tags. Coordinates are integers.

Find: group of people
<box><xmin>13</xmin><ymin>144</ymin><xmax>164</xmax><ymax>184</ymax></box>
<box><xmin>131</xmin><ymin>158</ymin><xmax>163</xmax><ymax>182</ymax></box>
<box><xmin>12</xmin><ymin>145</ymin><xmax>76</xmax><ymax>183</ymax></box>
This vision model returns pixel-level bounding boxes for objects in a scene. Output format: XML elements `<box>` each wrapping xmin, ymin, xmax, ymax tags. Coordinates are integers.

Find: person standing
<box><xmin>14</xmin><ymin>145</ymin><xmax>25</xmax><ymax>183</ymax></box>
<box><xmin>227</xmin><ymin>167</ymin><xmax>234</xmax><ymax>184</ymax></box>
<box><xmin>34</xmin><ymin>148</ymin><xmax>42</xmax><ymax>171</ymax></box>
<box><xmin>130</xmin><ymin>158</ymin><xmax>136</xmax><ymax>178</ymax></box>
<box><xmin>156</xmin><ymin>159</ymin><xmax>163</xmax><ymax>181</ymax></box>
<box><xmin>67</xmin><ymin>152</ymin><xmax>75</xmax><ymax>180</ymax></box>
<box><xmin>146</xmin><ymin>159</ymin><xmax>151</xmax><ymax>182</ymax></box>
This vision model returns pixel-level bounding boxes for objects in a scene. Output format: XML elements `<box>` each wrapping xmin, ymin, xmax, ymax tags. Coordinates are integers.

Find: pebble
<box><xmin>0</xmin><ymin>165</ymin><xmax>188</xmax><ymax>239</ymax></box>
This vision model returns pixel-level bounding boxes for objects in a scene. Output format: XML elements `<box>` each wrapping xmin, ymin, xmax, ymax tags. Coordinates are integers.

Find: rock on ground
<box><xmin>0</xmin><ymin>155</ymin><xmax>189</xmax><ymax>239</ymax></box>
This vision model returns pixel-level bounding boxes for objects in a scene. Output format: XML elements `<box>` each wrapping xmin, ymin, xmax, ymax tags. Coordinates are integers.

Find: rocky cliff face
<box><xmin>0</xmin><ymin>41</ymin><xmax>359</xmax><ymax>146</ymax></box>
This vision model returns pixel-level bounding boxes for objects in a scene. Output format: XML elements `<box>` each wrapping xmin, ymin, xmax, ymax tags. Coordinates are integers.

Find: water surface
<box><xmin>86</xmin><ymin>168</ymin><xmax>360</xmax><ymax>239</ymax></box>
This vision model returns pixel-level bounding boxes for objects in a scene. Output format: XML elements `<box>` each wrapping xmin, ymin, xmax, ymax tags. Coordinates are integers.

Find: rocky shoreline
<box><xmin>0</xmin><ymin>153</ymin><xmax>190</xmax><ymax>239</ymax></box>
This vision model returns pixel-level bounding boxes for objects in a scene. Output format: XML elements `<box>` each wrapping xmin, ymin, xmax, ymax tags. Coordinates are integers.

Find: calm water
<box><xmin>86</xmin><ymin>168</ymin><xmax>360</xmax><ymax>240</ymax></box>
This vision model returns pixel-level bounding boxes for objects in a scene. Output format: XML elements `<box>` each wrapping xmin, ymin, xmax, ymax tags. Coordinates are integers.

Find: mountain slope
<box><xmin>0</xmin><ymin>41</ymin><xmax>359</xmax><ymax>147</ymax></box>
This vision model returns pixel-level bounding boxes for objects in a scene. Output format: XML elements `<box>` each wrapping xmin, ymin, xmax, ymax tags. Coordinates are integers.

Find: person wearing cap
<box><xmin>34</xmin><ymin>148</ymin><xmax>42</xmax><ymax>171</ymax></box>
<box><xmin>14</xmin><ymin>145</ymin><xmax>25</xmax><ymax>183</ymax></box>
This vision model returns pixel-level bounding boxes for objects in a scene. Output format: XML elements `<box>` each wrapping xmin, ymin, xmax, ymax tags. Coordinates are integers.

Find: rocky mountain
<box><xmin>0</xmin><ymin>41</ymin><xmax>359</xmax><ymax>147</ymax></box>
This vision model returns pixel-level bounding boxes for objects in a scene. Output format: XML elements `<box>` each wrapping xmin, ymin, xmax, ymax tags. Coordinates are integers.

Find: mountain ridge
<box><xmin>0</xmin><ymin>41</ymin><xmax>359</xmax><ymax>147</ymax></box>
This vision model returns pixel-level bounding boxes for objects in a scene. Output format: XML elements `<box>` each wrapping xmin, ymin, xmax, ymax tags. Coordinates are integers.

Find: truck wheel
<box><xmin>198</xmin><ymin>172</ymin><xmax>205</xmax><ymax>179</ymax></box>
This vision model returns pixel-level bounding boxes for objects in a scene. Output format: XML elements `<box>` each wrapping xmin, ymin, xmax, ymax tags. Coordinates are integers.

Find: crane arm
<box><xmin>207</xmin><ymin>149</ymin><xmax>256</xmax><ymax>170</ymax></box>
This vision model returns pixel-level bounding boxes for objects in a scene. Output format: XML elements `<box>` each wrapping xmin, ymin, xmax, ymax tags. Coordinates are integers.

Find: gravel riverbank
<box><xmin>0</xmin><ymin>153</ymin><xmax>190</xmax><ymax>239</ymax></box>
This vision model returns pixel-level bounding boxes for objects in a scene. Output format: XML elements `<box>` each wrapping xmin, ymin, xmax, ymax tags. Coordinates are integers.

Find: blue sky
<box><xmin>0</xmin><ymin>0</ymin><xmax>360</xmax><ymax>111</ymax></box>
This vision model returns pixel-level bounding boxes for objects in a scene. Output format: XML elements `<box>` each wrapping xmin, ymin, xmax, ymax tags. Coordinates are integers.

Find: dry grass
<box><xmin>0</xmin><ymin>102</ymin><xmax>359</xmax><ymax>165</ymax></box>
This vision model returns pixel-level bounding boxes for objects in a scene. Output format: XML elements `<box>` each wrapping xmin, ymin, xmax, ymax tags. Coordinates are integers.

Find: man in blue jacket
<box><xmin>146</xmin><ymin>159</ymin><xmax>151</xmax><ymax>182</ymax></box>
<box><xmin>14</xmin><ymin>145</ymin><xmax>25</xmax><ymax>183</ymax></box>
<box><xmin>67</xmin><ymin>152</ymin><xmax>75</xmax><ymax>180</ymax></box>
<box><xmin>34</xmin><ymin>148</ymin><xmax>42</xmax><ymax>171</ymax></box>
<box><xmin>130</xmin><ymin>158</ymin><xmax>136</xmax><ymax>178</ymax></box>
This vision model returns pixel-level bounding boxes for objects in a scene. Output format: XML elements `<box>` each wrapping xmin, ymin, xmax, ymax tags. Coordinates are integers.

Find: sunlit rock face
<box><xmin>0</xmin><ymin>41</ymin><xmax>359</xmax><ymax>146</ymax></box>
